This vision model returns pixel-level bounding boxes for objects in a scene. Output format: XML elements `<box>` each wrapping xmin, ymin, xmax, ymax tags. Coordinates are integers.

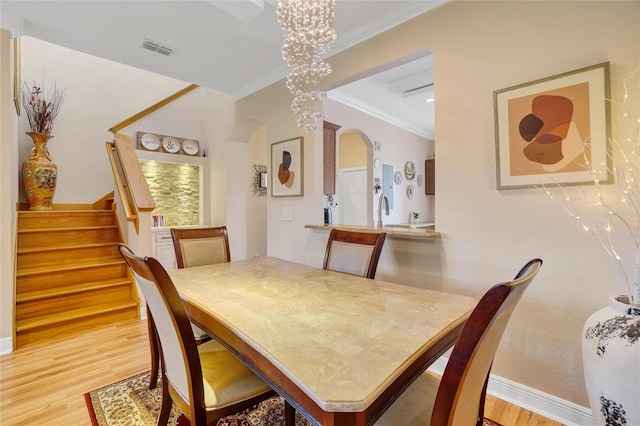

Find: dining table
<box><xmin>168</xmin><ymin>257</ymin><xmax>477</xmax><ymax>426</ymax></box>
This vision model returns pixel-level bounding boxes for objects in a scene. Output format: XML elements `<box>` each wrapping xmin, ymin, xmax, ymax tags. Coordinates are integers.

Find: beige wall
<box><xmin>0</xmin><ymin>30</ymin><xmax>17</xmax><ymax>350</ymax></box>
<box><xmin>246</xmin><ymin>127</ymin><xmax>268</xmax><ymax>259</ymax></box>
<box><xmin>237</xmin><ymin>1</ymin><xmax>640</xmax><ymax>407</ymax></box>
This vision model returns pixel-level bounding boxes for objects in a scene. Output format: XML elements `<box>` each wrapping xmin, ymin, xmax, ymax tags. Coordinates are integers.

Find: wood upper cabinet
<box><xmin>323</xmin><ymin>121</ymin><xmax>341</xmax><ymax>195</ymax></box>
<box><xmin>425</xmin><ymin>158</ymin><xmax>435</xmax><ymax>195</ymax></box>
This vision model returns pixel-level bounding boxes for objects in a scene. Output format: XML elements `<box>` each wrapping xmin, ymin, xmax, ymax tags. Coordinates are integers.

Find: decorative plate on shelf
<box><xmin>182</xmin><ymin>140</ymin><xmax>199</xmax><ymax>156</ymax></box>
<box><xmin>407</xmin><ymin>184</ymin><xmax>415</xmax><ymax>198</ymax></box>
<box><xmin>162</xmin><ymin>137</ymin><xmax>180</xmax><ymax>153</ymax></box>
<box><xmin>405</xmin><ymin>161</ymin><xmax>416</xmax><ymax>180</ymax></box>
<box><xmin>140</xmin><ymin>133</ymin><xmax>160</xmax><ymax>151</ymax></box>
<box><xmin>374</xmin><ymin>158</ymin><xmax>381</xmax><ymax>170</ymax></box>
<box><xmin>417</xmin><ymin>174</ymin><xmax>424</xmax><ymax>186</ymax></box>
<box><xmin>394</xmin><ymin>171</ymin><xmax>403</xmax><ymax>185</ymax></box>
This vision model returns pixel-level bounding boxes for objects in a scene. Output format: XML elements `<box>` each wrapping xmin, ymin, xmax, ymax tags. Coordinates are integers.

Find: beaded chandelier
<box><xmin>277</xmin><ymin>0</ymin><xmax>336</xmax><ymax>132</ymax></box>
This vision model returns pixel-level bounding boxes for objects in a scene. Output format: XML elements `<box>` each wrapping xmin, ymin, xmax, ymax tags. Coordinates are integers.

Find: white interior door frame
<box><xmin>338</xmin><ymin>167</ymin><xmax>368</xmax><ymax>226</ymax></box>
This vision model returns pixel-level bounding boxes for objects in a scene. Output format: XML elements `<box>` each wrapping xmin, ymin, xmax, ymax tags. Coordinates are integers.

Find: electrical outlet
<box><xmin>282</xmin><ymin>209</ymin><xmax>294</xmax><ymax>221</ymax></box>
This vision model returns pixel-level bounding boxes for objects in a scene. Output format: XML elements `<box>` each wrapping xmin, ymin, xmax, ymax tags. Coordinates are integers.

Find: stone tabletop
<box><xmin>168</xmin><ymin>257</ymin><xmax>475</xmax><ymax>412</ymax></box>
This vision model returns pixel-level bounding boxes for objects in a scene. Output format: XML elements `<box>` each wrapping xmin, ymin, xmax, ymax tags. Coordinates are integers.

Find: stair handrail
<box><xmin>105</xmin><ymin>134</ymin><xmax>155</xmax><ymax>233</ymax></box>
<box><xmin>108</xmin><ymin>84</ymin><xmax>198</xmax><ymax>133</ymax></box>
<box><xmin>105</xmin><ymin>140</ymin><xmax>136</xmax><ymax>227</ymax></box>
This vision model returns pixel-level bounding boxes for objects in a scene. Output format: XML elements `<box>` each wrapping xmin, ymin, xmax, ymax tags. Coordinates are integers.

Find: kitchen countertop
<box><xmin>305</xmin><ymin>223</ymin><xmax>441</xmax><ymax>239</ymax></box>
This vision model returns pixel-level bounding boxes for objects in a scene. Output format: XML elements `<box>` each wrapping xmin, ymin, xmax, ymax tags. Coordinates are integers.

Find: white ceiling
<box><xmin>1</xmin><ymin>0</ymin><xmax>441</xmax><ymax>138</ymax></box>
<box><xmin>328</xmin><ymin>53</ymin><xmax>435</xmax><ymax>139</ymax></box>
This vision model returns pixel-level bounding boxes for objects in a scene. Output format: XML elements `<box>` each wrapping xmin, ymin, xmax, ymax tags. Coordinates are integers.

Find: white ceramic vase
<box><xmin>581</xmin><ymin>295</ymin><xmax>640</xmax><ymax>426</ymax></box>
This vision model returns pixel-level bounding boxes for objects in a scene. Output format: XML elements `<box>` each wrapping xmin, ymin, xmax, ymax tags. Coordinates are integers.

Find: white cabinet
<box><xmin>152</xmin><ymin>229</ymin><xmax>176</xmax><ymax>270</ymax></box>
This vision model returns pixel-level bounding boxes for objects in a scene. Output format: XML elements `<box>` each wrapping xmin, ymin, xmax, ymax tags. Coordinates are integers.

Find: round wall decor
<box><xmin>141</xmin><ymin>133</ymin><xmax>160</xmax><ymax>151</ymax></box>
<box><xmin>394</xmin><ymin>171</ymin><xmax>403</xmax><ymax>185</ymax></box>
<box><xmin>405</xmin><ymin>161</ymin><xmax>416</xmax><ymax>180</ymax></box>
<box><xmin>182</xmin><ymin>140</ymin><xmax>199</xmax><ymax>155</ymax></box>
<box><xmin>162</xmin><ymin>137</ymin><xmax>180</xmax><ymax>153</ymax></box>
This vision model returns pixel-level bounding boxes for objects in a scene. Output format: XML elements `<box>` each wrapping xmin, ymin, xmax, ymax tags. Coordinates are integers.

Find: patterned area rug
<box><xmin>85</xmin><ymin>370</ymin><xmax>500</xmax><ymax>425</ymax></box>
<box><xmin>84</xmin><ymin>370</ymin><xmax>310</xmax><ymax>426</ymax></box>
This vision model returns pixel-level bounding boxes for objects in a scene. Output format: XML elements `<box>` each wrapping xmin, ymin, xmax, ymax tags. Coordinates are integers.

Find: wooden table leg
<box><xmin>284</xmin><ymin>400</ymin><xmax>295</xmax><ymax>426</ymax></box>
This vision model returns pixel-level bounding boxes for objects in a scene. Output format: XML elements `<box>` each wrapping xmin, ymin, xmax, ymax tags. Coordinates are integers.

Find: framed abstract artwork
<box><xmin>271</xmin><ymin>137</ymin><xmax>304</xmax><ymax>197</ymax></box>
<box><xmin>494</xmin><ymin>62</ymin><xmax>610</xmax><ymax>189</ymax></box>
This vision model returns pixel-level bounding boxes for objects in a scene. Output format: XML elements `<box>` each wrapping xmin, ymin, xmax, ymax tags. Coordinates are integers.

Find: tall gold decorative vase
<box><xmin>22</xmin><ymin>131</ymin><xmax>57</xmax><ymax>211</ymax></box>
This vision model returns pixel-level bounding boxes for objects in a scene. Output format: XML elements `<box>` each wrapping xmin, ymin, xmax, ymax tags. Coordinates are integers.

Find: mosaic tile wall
<box><xmin>140</xmin><ymin>160</ymin><xmax>201</xmax><ymax>227</ymax></box>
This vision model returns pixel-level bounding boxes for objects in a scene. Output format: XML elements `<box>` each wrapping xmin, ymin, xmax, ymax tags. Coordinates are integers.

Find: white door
<box><xmin>339</xmin><ymin>168</ymin><xmax>367</xmax><ymax>226</ymax></box>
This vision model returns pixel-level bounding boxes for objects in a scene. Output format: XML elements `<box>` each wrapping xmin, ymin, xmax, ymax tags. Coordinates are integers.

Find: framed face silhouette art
<box><xmin>494</xmin><ymin>62</ymin><xmax>610</xmax><ymax>189</ymax></box>
<box><xmin>271</xmin><ymin>137</ymin><xmax>304</xmax><ymax>197</ymax></box>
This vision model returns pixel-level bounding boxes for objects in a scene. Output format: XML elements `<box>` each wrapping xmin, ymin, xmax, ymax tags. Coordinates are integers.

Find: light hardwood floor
<box><xmin>0</xmin><ymin>319</ymin><xmax>563</xmax><ymax>425</ymax></box>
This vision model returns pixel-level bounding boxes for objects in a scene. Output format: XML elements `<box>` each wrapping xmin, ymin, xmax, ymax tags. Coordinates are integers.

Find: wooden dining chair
<box><xmin>322</xmin><ymin>229</ymin><xmax>387</xmax><ymax>279</ymax></box>
<box><xmin>374</xmin><ymin>258</ymin><xmax>543</xmax><ymax>426</ymax></box>
<box><xmin>171</xmin><ymin>226</ymin><xmax>231</xmax><ymax>340</ymax></box>
<box><xmin>118</xmin><ymin>244</ymin><xmax>275</xmax><ymax>426</ymax></box>
<box><xmin>171</xmin><ymin>226</ymin><xmax>231</xmax><ymax>269</ymax></box>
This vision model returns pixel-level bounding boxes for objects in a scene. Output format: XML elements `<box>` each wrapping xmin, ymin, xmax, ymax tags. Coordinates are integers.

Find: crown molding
<box><xmin>328</xmin><ymin>90</ymin><xmax>433</xmax><ymax>140</ymax></box>
<box><xmin>0</xmin><ymin>15</ymin><xmax>24</xmax><ymax>38</ymax></box>
<box><xmin>330</xmin><ymin>1</ymin><xmax>445</xmax><ymax>58</ymax></box>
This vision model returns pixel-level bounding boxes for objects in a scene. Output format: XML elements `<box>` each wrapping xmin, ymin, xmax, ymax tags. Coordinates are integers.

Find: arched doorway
<box><xmin>337</xmin><ymin>129</ymin><xmax>373</xmax><ymax>226</ymax></box>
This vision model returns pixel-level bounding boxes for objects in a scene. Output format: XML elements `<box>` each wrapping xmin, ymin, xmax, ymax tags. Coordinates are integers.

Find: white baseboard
<box><xmin>428</xmin><ymin>358</ymin><xmax>594</xmax><ymax>426</ymax></box>
<box><xmin>0</xmin><ymin>336</ymin><xmax>13</xmax><ymax>354</ymax></box>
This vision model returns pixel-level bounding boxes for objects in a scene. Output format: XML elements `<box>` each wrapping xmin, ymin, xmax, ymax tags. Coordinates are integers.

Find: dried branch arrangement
<box><xmin>541</xmin><ymin>69</ymin><xmax>640</xmax><ymax>306</ymax></box>
<box><xmin>22</xmin><ymin>79</ymin><xmax>65</xmax><ymax>135</ymax></box>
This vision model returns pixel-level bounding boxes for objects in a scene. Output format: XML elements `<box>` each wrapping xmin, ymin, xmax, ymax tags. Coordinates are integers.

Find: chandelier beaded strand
<box><xmin>277</xmin><ymin>0</ymin><xmax>337</xmax><ymax>132</ymax></box>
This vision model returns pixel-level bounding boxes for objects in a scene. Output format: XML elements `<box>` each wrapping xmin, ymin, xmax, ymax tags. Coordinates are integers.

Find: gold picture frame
<box><xmin>493</xmin><ymin>62</ymin><xmax>611</xmax><ymax>189</ymax></box>
<box><xmin>13</xmin><ymin>37</ymin><xmax>20</xmax><ymax>116</ymax></box>
<box><xmin>271</xmin><ymin>137</ymin><xmax>304</xmax><ymax>197</ymax></box>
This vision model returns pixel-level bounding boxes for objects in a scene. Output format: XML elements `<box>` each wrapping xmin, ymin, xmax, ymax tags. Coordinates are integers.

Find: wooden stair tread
<box><xmin>18</xmin><ymin>210</ymin><xmax>113</xmax><ymax>216</ymax></box>
<box><xmin>18</xmin><ymin>225</ymin><xmax>118</xmax><ymax>234</ymax></box>
<box><xmin>16</xmin><ymin>300</ymin><xmax>138</xmax><ymax>332</ymax></box>
<box><xmin>17</xmin><ymin>241</ymin><xmax>118</xmax><ymax>254</ymax></box>
<box><xmin>16</xmin><ymin>278</ymin><xmax>132</xmax><ymax>302</ymax></box>
<box><xmin>17</xmin><ymin>258</ymin><xmax>125</xmax><ymax>277</ymax></box>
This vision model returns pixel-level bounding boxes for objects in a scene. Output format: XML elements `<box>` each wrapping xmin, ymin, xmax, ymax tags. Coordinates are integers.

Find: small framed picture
<box><xmin>271</xmin><ymin>137</ymin><xmax>304</xmax><ymax>197</ymax></box>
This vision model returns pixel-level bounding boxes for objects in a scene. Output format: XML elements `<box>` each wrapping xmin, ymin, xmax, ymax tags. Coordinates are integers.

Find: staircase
<box><xmin>15</xmin><ymin>209</ymin><xmax>139</xmax><ymax>347</ymax></box>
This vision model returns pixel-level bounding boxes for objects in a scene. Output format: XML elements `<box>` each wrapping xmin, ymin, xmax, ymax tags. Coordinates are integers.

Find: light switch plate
<box><xmin>282</xmin><ymin>208</ymin><xmax>294</xmax><ymax>221</ymax></box>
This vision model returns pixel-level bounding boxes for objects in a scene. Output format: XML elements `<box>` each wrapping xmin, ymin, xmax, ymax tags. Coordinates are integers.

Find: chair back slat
<box><xmin>323</xmin><ymin>229</ymin><xmax>386</xmax><ymax>279</ymax></box>
<box><xmin>171</xmin><ymin>226</ymin><xmax>231</xmax><ymax>269</ymax></box>
<box><xmin>432</xmin><ymin>258</ymin><xmax>542</xmax><ymax>426</ymax></box>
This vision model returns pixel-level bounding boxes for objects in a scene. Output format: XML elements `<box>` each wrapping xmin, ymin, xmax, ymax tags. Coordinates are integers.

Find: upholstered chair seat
<box><xmin>197</xmin><ymin>340</ymin><xmax>271</xmax><ymax>409</ymax></box>
<box><xmin>375</xmin><ymin>371</ymin><xmax>439</xmax><ymax>425</ymax></box>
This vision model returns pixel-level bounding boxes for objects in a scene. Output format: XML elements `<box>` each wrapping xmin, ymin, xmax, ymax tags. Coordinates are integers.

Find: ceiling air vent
<box><xmin>142</xmin><ymin>39</ymin><xmax>174</xmax><ymax>56</ymax></box>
